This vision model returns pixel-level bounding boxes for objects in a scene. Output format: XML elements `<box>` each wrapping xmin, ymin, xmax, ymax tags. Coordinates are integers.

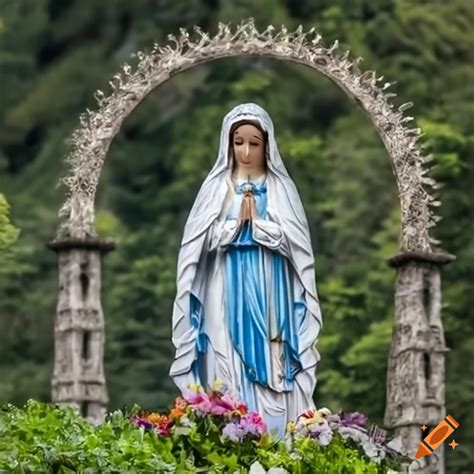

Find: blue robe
<box><xmin>190</xmin><ymin>176</ymin><xmax>307</xmax><ymax>438</ymax></box>
<box><xmin>224</xmin><ymin>179</ymin><xmax>302</xmax><ymax>396</ymax></box>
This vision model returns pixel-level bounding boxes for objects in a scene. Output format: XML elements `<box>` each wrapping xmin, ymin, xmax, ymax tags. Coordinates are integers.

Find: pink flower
<box><xmin>222</xmin><ymin>412</ymin><xmax>267</xmax><ymax>442</ymax></box>
<box><xmin>183</xmin><ymin>390</ymin><xmax>212</xmax><ymax>415</ymax></box>
<box><xmin>184</xmin><ymin>386</ymin><xmax>246</xmax><ymax>417</ymax></box>
<box><xmin>240</xmin><ymin>412</ymin><xmax>267</xmax><ymax>437</ymax></box>
<box><xmin>207</xmin><ymin>392</ymin><xmax>236</xmax><ymax>416</ymax></box>
<box><xmin>183</xmin><ymin>390</ymin><xmax>207</xmax><ymax>406</ymax></box>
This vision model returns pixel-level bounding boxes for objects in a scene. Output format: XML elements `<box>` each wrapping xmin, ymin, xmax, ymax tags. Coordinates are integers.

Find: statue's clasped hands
<box><xmin>238</xmin><ymin>188</ymin><xmax>257</xmax><ymax>226</ymax></box>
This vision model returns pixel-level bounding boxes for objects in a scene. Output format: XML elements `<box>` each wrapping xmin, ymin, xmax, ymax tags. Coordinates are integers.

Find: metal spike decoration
<box><xmin>56</xmin><ymin>19</ymin><xmax>440</xmax><ymax>252</ymax></box>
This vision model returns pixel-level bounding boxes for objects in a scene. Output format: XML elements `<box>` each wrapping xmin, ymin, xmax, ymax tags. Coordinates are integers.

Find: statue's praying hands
<box><xmin>238</xmin><ymin>189</ymin><xmax>257</xmax><ymax>224</ymax></box>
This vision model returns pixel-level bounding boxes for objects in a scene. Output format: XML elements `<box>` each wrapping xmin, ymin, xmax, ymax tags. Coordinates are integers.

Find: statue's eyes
<box><xmin>233</xmin><ymin>138</ymin><xmax>261</xmax><ymax>147</ymax></box>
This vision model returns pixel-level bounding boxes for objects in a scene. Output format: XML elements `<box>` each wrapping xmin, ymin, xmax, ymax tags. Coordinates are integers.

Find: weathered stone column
<box><xmin>48</xmin><ymin>237</ymin><xmax>116</xmax><ymax>424</ymax></box>
<box><xmin>385</xmin><ymin>251</ymin><xmax>455</xmax><ymax>473</ymax></box>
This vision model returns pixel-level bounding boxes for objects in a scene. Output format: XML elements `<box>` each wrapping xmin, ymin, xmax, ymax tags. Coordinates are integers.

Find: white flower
<box><xmin>249</xmin><ymin>461</ymin><xmax>266</xmax><ymax>474</ymax></box>
<box><xmin>338</xmin><ymin>425</ymin><xmax>370</xmax><ymax>444</ymax></box>
<box><xmin>248</xmin><ymin>463</ymin><xmax>289</xmax><ymax>474</ymax></box>
<box><xmin>179</xmin><ymin>415</ymin><xmax>191</xmax><ymax>427</ymax></box>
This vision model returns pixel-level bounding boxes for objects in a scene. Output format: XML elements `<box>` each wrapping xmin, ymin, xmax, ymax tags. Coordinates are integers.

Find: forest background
<box><xmin>0</xmin><ymin>0</ymin><xmax>472</xmax><ymax>471</ymax></box>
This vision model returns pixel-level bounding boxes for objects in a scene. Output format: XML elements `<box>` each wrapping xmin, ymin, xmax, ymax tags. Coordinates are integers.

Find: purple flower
<box><xmin>222</xmin><ymin>412</ymin><xmax>267</xmax><ymax>442</ymax></box>
<box><xmin>340</xmin><ymin>412</ymin><xmax>368</xmax><ymax>429</ymax></box>
<box><xmin>131</xmin><ymin>415</ymin><xmax>153</xmax><ymax>430</ymax></box>
<box><xmin>223</xmin><ymin>422</ymin><xmax>245</xmax><ymax>442</ymax></box>
<box><xmin>326</xmin><ymin>414</ymin><xmax>341</xmax><ymax>431</ymax></box>
<box><xmin>308</xmin><ymin>420</ymin><xmax>333</xmax><ymax>446</ymax></box>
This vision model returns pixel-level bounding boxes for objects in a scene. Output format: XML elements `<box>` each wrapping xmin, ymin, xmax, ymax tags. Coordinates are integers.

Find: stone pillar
<box><xmin>384</xmin><ymin>251</ymin><xmax>455</xmax><ymax>473</ymax></box>
<box><xmin>48</xmin><ymin>237</ymin><xmax>116</xmax><ymax>424</ymax></box>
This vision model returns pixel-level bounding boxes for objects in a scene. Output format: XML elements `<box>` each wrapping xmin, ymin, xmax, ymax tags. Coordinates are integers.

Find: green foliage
<box><xmin>257</xmin><ymin>436</ymin><xmax>382</xmax><ymax>473</ymax></box>
<box><xmin>0</xmin><ymin>193</ymin><xmax>19</xmax><ymax>249</ymax></box>
<box><xmin>0</xmin><ymin>400</ymin><xmax>402</xmax><ymax>473</ymax></box>
<box><xmin>0</xmin><ymin>0</ymin><xmax>473</xmax><ymax>471</ymax></box>
<box><xmin>419</xmin><ymin>118</ymin><xmax>468</xmax><ymax>178</ymax></box>
<box><xmin>0</xmin><ymin>194</ymin><xmax>35</xmax><ymax>292</ymax></box>
<box><xmin>0</xmin><ymin>400</ymin><xmax>175</xmax><ymax>472</ymax></box>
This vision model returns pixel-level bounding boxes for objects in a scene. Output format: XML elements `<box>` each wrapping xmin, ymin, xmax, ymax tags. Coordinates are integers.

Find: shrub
<box><xmin>0</xmin><ymin>384</ymin><xmax>407</xmax><ymax>473</ymax></box>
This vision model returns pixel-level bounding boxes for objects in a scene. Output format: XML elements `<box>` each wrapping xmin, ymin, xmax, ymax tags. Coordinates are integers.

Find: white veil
<box><xmin>170</xmin><ymin>103</ymin><xmax>322</xmax><ymax>393</ymax></box>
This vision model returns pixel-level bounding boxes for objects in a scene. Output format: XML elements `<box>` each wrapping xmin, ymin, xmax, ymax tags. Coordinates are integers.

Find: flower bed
<box><xmin>0</xmin><ymin>384</ymin><xmax>407</xmax><ymax>473</ymax></box>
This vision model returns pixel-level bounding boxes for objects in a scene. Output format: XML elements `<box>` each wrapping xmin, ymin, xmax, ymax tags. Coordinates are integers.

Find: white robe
<box><xmin>190</xmin><ymin>174</ymin><xmax>315</xmax><ymax>437</ymax></box>
<box><xmin>170</xmin><ymin>104</ymin><xmax>322</xmax><ymax>438</ymax></box>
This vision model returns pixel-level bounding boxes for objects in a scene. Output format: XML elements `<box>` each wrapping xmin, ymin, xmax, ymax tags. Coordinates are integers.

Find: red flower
<box><xmin>235</xmin><ymin>402</ymin><xmax>248</xmax><ymax>416</ymax></box>
<box><xmin>147</xmin><ymin>413</ymin><xmax>172</xmax><ymax>436</ymax></box>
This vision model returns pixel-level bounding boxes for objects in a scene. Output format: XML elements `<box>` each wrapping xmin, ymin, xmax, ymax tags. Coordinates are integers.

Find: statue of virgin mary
<box><xmin>170</xmin><ymin>103</ymin><xmax>322</xmax><ymax>438</ymax></box>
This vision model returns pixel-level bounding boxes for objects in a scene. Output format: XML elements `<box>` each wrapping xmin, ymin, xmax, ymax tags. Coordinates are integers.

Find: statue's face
<box><xmin>232</xmin><ymin>124</ymin><xmax>266</xmax><ymax>172</ymax></box>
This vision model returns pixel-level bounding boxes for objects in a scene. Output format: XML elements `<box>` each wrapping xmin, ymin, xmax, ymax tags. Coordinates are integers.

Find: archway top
<box><xmin>56</xmin><ymin>19</ymin><xmax>441</xmax><ymax>253</ymax></box>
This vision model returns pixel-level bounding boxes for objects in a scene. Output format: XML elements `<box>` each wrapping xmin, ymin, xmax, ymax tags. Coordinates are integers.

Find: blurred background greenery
<box><xmin>0</xmin><ymin>0</ymin><xmax>472</xmax><ymax>470</ymax></box>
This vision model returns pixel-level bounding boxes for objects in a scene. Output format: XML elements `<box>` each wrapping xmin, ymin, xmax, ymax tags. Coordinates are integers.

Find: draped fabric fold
<box><xmin>170</xmin><ymin>103</ymin><xmax>322</xmax><ymax>437</ymax></box>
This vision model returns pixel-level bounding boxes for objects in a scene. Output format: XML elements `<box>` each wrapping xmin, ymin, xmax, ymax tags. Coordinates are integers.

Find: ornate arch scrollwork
<box><xmin>56</xmin><ymin>18</ymin><xmax>440</xmax><ymax>253</ymax></box>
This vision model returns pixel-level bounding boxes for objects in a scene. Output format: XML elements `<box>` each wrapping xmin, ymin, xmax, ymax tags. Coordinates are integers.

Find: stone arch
<box><xmin>56</xmin><ymin>19</ymin><xmax>439</xmax><ymax>251</ymax></box>
<box><xmin>50</xmin><ymin>19</ymin><xmax>454</xmax><ymax>471</ymax></box>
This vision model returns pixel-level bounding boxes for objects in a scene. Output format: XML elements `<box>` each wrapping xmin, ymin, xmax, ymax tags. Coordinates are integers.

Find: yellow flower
<box><xmin>211</xmin><ymin>379</ymin><xmax>225</xmax><ymax>391</ymax></box>
<box><xmin>317</xmin><ymin>407</ymin><xmax>332</xmax><ymax>417</ymax></box>
<box><xmin>302</xmin><ymin>413</ymin><xmax>325</xmax><ymax>425</ymax></box>
<box><xmin>258</xmin><ymin>432</ymin><xmax>272</xmax><ymax>448</ymax></box>
<box><xmin>299</xmin><ymin>407</ymin><xmax>333</xmax><ymax>426</ymax></box>
<box><xmin>147</xmin><ymin>412</ymin><xmax>166</xmax><ymax>425</ymax></box>
<box><xmin>188</xmin><ymin>383</ymin><xmax>202</xmax><ymax>393</ymax></box>
<box><xmin>170</xmin><ymin>407</ymin><xmax>185</xmax><ymax>420</ymax></box>
<box><xmin>287</xmin><ymin>422</ymin><xmax>297</xmax><ymax>433</ymax></box>
<box><xmin>300</xmin><ymin>409</ymin><xmax>325</xmax><ymax>426</ymax></box>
